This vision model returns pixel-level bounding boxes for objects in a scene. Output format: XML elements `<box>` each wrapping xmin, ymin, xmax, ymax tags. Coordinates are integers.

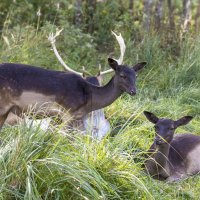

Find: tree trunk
<box><xmin>195</xmin><ymin>0</ymin><xmax>200</xmax><ymax>33</ymax></box>
<box><xmin>167</xmin><ymin>0</ymin><xmax>175</xmax><ymax>30</ymax></box>
<box><xmin>154</xmin><ymin>0</ymin><xmax>164</xmax><ymax>31</ymax></box>
<box><xmin>143</xmin><ymin>0</ymin><xmax>154</xmax><ymax>32</ymax></box>
<box><xmin>75</xmin><ymin>0</ymin><xmax>82</xmax><ymax>27</ymax></box>
<box><xmin>182</xmin><ymin>0</ymin><xmax>191</xmax><ymax>33</ymax></box>
<box><xmin>129</xmin><ymin>0</ymin><xmax>134</xmax><ymax>15</ymax></box>
<box><xmin>85</xmin><ymin>0</ymin><xmax>96</xmax><ymax>34</ymax></box>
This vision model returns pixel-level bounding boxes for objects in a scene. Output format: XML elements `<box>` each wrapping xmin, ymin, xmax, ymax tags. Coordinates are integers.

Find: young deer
<box><xmin>144</xmin><ymin>111</ymin><xmax>200</xmax><ymax>182</ymax></box>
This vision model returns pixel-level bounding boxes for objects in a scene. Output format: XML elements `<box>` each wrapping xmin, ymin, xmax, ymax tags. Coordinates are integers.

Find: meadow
<box><xmin>0</xmin><ymin>1</ymin><xmax>200</xmax><ymax>199</ymax></box>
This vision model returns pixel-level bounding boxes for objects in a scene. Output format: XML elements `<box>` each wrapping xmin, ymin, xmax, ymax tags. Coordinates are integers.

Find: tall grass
<box><xmin>0</xmin><ymin>121</ymin><xmax>154</xmax><ymax>199</ymax></box>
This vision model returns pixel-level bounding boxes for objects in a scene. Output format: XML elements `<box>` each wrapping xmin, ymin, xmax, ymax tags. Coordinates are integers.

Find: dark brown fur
<box><xmin>0</xmin><ymin>59</ymin><xmax>146</xmax><ymax>129</ymax></box>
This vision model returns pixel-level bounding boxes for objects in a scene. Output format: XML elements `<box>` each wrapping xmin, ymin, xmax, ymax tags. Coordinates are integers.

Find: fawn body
<box><xmin>144</xmin><ymin>111</ymin><xmax>200</xmax><ymax>182</ymax></box>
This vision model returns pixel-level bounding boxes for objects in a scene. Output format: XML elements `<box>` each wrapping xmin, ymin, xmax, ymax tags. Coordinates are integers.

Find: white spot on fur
<box><xmin>13</xmin><ymin>91</ymin><xmax>56</xmax><ymax>111</ymax></box>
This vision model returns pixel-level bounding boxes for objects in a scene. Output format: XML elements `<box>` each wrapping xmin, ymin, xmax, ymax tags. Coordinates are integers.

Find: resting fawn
<box><xmin>144</xmin><ymin>111</ymin><xmax>200</xmax><ymax>182</ymax></box>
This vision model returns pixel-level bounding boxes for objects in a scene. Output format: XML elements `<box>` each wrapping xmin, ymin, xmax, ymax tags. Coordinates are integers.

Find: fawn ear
<box><xmin>108</xmin><ymin>58</ymin><xmax>118</xmax><ymax>71</ymax></box>
<box><xmin>174</xmin><ymin>116</ymin><xmax>193</xmax><ymax>128</ymax></box>
<box><xmin>133</xmin><ymin>62</ymin><xmax>147</xmax><ymax>72</ymax></box>
<box><xmin>144</xmin><ymin>111</ymin><xmax>159</xmax><ymax>124</ymax></box>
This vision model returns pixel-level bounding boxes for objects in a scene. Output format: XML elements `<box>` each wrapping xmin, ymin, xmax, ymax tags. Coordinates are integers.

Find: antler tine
<box><xmin>100</xmin><ymin>69</ymin><xmax>114</xmax><ymax>75</ymax></box>
<box><xmin>82</xmin><ymin>66</ymin><xmax>86</xmax><ymax>78</ymax></box>
<box><xmin>100</xmin><ymin>31</ymin><xmax>126</xmax><ymax>75</ymax></box>
<box><xmin>48</xmin><ymin>29</ymin><xmax>91</xmax><ymax>76</ymax></box>
<box><xmin>111</xmin><ymin>31</ymin><xmax>126</xmax><ymax>65</ymax></box>
<box><xmin>97</xmin><ymin>64</ymin><xmax>101</xmax><ymax>75</ymax></box>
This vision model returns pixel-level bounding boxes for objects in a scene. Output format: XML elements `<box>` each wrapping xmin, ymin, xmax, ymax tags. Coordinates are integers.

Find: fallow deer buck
<box><xmin>5</xmin><ymin>31</ymin><xmax>128</xmax><ymax>138</ymax></box>
<box><xmin>48</xmin><ymin>30</ymin><xmax>126</xmax><ymax>138</ymax></box>
<box><xmin>0</xmin><ymin>52</ymin><xmax>146</xmax><ymax>131</ymax></box>
<box><xmin>144</xmin><ymin>111</ymin><xmax>200</xmax><ymax>182</ymax></box>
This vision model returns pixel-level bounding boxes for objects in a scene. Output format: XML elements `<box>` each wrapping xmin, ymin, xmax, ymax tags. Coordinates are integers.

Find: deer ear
<box><xmin>108</xmin><ymin>58</ymin><xmax>118</xmax><ymax>70</ymax></box>
<box><xmin>144</xmin><ymin>111</ymin><xmax>159</xmax><ymax>124</ymax></box>
<box><xmin>174</xmin><ymin>116</ymin><xmax>193</xmax><ymax>128</ymax></box>
<box><xmin>133</xmin><ymin>62</ymin><xmax>147</xmax><ymax>72</ymax></box>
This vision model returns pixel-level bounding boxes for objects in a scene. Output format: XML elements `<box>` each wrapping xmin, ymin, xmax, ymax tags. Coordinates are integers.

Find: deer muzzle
<box><xmin>155</xmin><ymin>136</ymin><xmax>164</xmax><ymax>145</ymax></box>
<box><xmin>129</xmin><ymin>89</ymin><xmax>136</xmax><ymax>96</ymax></box>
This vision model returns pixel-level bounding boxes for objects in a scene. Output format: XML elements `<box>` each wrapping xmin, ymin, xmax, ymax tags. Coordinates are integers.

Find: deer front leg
<box><xmin>0</xmin><ymin>109</ymin><xmax>12</xmax><ymax>130</ymax></box>
<box><xmin>5</xmin><ymin>113</ymin><xmax>22</xmax><ymax>126</ymax></box>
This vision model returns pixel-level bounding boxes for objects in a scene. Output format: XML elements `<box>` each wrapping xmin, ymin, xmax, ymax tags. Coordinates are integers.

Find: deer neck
<box><xmin>88</xmin><ymin>77</ymin><xmax>122</xmax><ymax>112</ymax></box>
<box><xmin>145</xmin><ymin>142</ymin><xmax>170</xmax><ymax>179</ymax></box>
<box><xmin>155</xmin><ymin>144</ymin><xmax>170</xmax><ymax>168</ymax></box>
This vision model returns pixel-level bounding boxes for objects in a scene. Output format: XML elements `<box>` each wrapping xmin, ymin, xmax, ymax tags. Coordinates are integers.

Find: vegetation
<box><xmin>0</xmin><ymin>0</ymin><xmax>200</xmax><ymax>199</ymax></box>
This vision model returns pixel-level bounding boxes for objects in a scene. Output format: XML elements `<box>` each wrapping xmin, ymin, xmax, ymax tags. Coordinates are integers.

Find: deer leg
<box><xmin>0</xmin><ymin>110</ymin><xmax>11</xmax><ymax>130</ymax></box>
<box><xmin>5</xmin><ymin>113</ymin><xmax>22</xmax><ymax>126</ymax></box>
<box><xmin>4</xmin><ymin>106</ymin><xmax>24</xmax><ymax>126</ymax></box>
<box><xmin>0</xmin><ymin>104</ymin><xmax>19</xmax><ymax>129</ymax></box>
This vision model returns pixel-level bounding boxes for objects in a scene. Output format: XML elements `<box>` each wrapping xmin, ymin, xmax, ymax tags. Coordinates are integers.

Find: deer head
<box><xmin>108</xmin><ymin>58</ymin><xmax>146</xmax><ymax>95</ymax></box>
<box><xmin>144</xmin><ymin>111</ymin><xmax>193</xmax><ymax>145</ymax></box>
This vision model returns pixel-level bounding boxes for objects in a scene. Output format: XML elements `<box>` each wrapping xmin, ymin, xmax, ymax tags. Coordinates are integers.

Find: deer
<box><xmin>143</xmin><ymin>111</ymin><xmax>200</xmax><ymax>182</ymax></box>
<box><xmin>0</xmin><ymin>44</ymin><xmax>146</xmax><ymax>131</ymax></box>
<box><xmin>48</xmin><ymin>30</ymin><xmax>132</xmax><ymax>138</ymax></box>
<box><xmin>4</xmin><ymin>31</ymin><xmax>130</xmax><ymax>138</ymax></box>
<box><xmin>46</xmin><ymin>30</ymin><xmax>123</xmax><ymax>138</ymax></box>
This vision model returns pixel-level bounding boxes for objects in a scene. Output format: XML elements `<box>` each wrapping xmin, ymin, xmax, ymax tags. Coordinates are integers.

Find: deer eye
<box><xmin>120</xmin><ymin>74</ymin><xmax>126</xmax><ymax>79</ymax></box>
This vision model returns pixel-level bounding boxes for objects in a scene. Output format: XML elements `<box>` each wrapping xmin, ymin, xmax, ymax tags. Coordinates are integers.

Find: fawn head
<box><xmin>144</xmin><ymin>111</ymin><xmax>193</xmax><ymax>145</ymax></box>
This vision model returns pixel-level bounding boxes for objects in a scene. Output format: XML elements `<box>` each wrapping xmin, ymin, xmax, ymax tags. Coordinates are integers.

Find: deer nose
<box><xmin>155</xmin><ymin>136</ymin><xmax>164</xmax><ymax>145</ymax></box>
<box><xmin>156</xmin><ymin>139</ymin><xmax>162</xmax><ymax>145</ymax></box>
<box><xmin>130</xmin><ymin>89</ymin><xmax>136</xmax><ymax>95</ymax></box>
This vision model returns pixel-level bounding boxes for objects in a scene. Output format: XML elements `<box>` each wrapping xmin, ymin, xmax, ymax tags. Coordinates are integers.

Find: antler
<box><xmin>100</xmin><ymin>31</ymin><xmax>126</xmax><ymax>75</ymax></box>
<box><xmin>48</xmin><ymin>29</ymin><xmax>126</xmax><ymax>76</ymax></box>
<box><xmin>48</xmin><ymin>29</ymin><xmax>91</xmax><ymax>76</ymax></box>
<box><xmin>111</xmin><ymin>31</ymin><xmax>126</xmax><ymax>65</ymax></box>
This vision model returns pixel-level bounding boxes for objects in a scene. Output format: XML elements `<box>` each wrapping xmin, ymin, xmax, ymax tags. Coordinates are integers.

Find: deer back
<box><xmin>168</xmin><ymin>134</ymin><xmax>200</xmax><ymax>175</ymax></box>
<box><xmin>0</xmin><ymin>63</ymin><xmax>91</xmax><ymax>113</ymax></box>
